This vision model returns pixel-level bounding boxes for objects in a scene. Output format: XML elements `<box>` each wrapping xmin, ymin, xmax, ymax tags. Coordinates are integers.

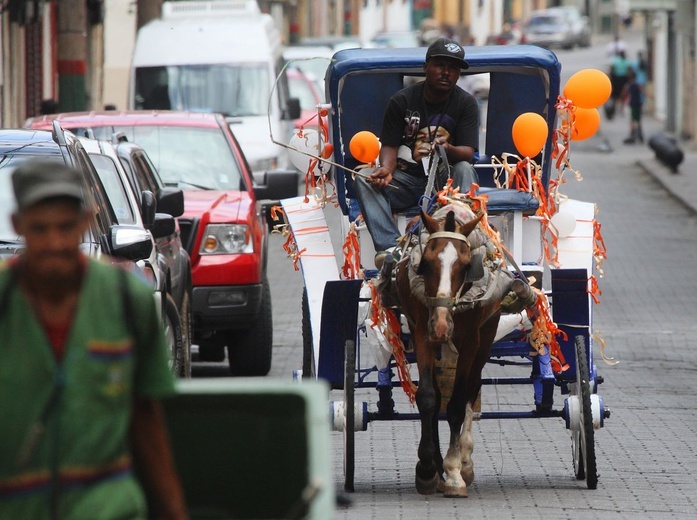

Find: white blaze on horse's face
<box><xmin>437</xmin><ymin>242</ymin><xmax>458</xmax><ymax>298</ymax></box>
<box><xmin>430</xmin><ymin>242</ymin><xmax>458</xmax><ymax>341</ymax></box>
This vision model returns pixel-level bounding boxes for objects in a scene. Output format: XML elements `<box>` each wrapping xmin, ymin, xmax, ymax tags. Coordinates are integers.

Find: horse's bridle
<box><xmin>422</xmin><ymin>231</ymin><xmax>472</xmax><ymax>310</ymax></box>
<box><xmin>426</xmin><ymin>231</ymin><xmax>471</xmax><ymax>249</ymax></box>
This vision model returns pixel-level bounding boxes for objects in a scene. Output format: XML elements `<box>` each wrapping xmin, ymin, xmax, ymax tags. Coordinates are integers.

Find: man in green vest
<box><xmin>0</xmin><ymin>160</ymin><xmax>188</xmax><ymax>519</ymax></box>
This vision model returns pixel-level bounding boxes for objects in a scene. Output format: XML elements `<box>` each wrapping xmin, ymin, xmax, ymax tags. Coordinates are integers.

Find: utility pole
<box><xmin>138</xmin><ymin>0</ymin><xmax>163</xmax><ymax>29</ymax></box>
<box><xmin>57</xmin><ymin>0</ymin><xmax>87</xmax><ymax>111</ymax></box>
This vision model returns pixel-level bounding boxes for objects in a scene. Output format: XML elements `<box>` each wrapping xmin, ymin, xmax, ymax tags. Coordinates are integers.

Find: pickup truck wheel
<box><xmin>164</xmin><ymin>293</ymin><xmax>185</xmax><ymax>377</ymax></box>
<box><xmin>227</xmin><ymin>277</ymin><xmax>273</xmax><ymax>376</ymax></box>
<box><xmin>178</xmin><ymin>291</ymin><xmax>192</xmax><ymax>378</ymax></box>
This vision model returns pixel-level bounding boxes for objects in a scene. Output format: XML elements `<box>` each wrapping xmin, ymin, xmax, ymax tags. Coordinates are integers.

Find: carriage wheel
<box><xmin>301</xmin><ymin>288</ymin><xmax>316</xmax><ymax>379</ymax></box>
<box><xmin>344</xmin><ymin>339</ymin><xmax>356</xmax><ymax>492</ymax></box>
<box><xmin>571</xmin><ymin>335</ymin><xmax>598</xmax><ymax>489</ymax></box>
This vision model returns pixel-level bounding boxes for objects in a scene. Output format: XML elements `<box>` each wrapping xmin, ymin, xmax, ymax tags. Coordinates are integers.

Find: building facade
<box><xmin>1</xmin><ymin>0</ymin><xmax>695</xmax><ymax>146</ymax></box>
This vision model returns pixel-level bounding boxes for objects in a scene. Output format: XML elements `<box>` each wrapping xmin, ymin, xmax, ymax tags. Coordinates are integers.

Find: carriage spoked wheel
<box><xmin>344</xmin><ymin>339</ymin><xmax>356</xmax><ymax>492</ymax></box>
<box><xmin>571</xmin><ymin>335</ymin><xmax>598</xmax><ymax>489</ymax></box>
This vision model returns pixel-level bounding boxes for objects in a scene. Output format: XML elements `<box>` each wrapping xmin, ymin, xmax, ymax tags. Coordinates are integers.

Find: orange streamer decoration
<box><xmin>367</xmin><ymin>282</ymin><xmax>416</xmax><ymax>403</ymax></box>
<box><xmin>528</xmin><ymin>289</ymin><xmax>569</xmax><ymax>374</ymax></box>
<box><xmin>341</xmin><ymin>224</ymin><xmax>361</xmax><ymax>280</ymax></box>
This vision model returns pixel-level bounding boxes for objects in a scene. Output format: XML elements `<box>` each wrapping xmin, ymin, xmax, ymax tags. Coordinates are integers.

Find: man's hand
<box><xmin>365</xmin><ymin>166</ymin><xmax>393</xmax><ymax>189</ymax></box>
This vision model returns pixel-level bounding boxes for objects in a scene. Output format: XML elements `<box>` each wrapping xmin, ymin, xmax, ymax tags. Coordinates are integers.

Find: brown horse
<box><xmin>395</xmin><ymin>206</ymin><xmax>512</xmax><ymax>497</ymax></box>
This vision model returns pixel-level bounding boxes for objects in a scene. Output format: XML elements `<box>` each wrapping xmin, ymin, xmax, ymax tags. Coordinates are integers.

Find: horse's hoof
<box><xmin>415</xmin><ymin>473</ymin><xmax>439</xmax><ymax>495</ymax></box>
<box><xmin>436</xmin><ymin>476</ymin><xmax>446</xmax><ymax>493</ymax></box>
<box><xmin>461</xmin><ymin>467</ymin><xmax>474</xmax><ymax>486</ymax></box>
<box><xmin>443</xmin><ymin>483</ymin><xmax>468</xmax><ymax>498</ymax></box>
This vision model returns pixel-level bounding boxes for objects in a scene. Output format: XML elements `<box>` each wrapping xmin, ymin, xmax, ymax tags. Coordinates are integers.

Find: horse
<box><xmin>394</xmin><ymin>203</ymin><xmax>514</xmax><ymax>497</ymax></box>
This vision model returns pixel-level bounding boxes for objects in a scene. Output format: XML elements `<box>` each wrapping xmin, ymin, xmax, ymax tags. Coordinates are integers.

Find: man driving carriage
<box><xmin>353</xmin><ymin>37</ymin><xmax>480</xmax><ymax>269</ymax></box>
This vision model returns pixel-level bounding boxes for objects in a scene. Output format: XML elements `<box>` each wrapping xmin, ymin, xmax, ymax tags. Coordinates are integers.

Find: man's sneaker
<box><xmin>374</xmin><ymin>246</ymin><xmax>400</xmax><ymax>270</ymax></box>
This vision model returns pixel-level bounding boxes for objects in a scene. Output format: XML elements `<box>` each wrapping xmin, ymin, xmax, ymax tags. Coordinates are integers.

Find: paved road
<box><xmin>242</xmin><ymin>27</ymin><xmax>697</xmax><ymax>518</ymax></box>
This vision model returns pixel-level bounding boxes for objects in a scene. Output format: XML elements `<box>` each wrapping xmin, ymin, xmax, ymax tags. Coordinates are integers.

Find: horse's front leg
<box><xmin>415</xmin><ymin>357</ymin><xmax>440</xmax><ymax>495</ymax></box>
<box><xmin>441</xmin><ymin>379</ymin><xmax>470</xmax><ymax>498</ymax></box>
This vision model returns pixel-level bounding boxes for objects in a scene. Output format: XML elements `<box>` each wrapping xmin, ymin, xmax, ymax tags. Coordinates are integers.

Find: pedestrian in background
<box><xmin>0</xmin><ymin>160</ymin><xmax>188</xmax><ymax>519</ymax></box>
<box><xmin>605</xmin><ymin>34</ymin><xmax>627</xmax><ymax>60</ymax></box>
<box><xmin>608</xmin><ymin>50</ymin><xmax>632</xmax><ymax>117</ymax></box>
<box><xmin>623</xmin><ymin>68</ymin><xmax>645</xmax><ymax>144</ymax></box>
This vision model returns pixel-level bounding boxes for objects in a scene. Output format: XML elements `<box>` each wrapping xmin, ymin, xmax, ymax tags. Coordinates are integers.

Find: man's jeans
<box><xmin>353</xmin><ymin>161</ymin><xmax>478</xmax><ymax>252</ymax></box>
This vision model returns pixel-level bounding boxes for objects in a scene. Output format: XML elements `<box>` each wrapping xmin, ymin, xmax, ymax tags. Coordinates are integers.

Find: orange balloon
<box><xmin>563</xmin><ymin>69</ymin><xmax>612</xmax><ymax>109</ymax></box>
<box><xmin>571</xmin><ymin>107</ymin><xmax>601</xmax><ymax>141</ymax></box>
<box><xmin>349</xmin><ymin>131</ymin><xmax>380</xmax><ymax>163</ymax></box>
<box><xmin>512</xmin><ymin>112</ymin><xmax>548</xmax><ymax>157</ymax></box>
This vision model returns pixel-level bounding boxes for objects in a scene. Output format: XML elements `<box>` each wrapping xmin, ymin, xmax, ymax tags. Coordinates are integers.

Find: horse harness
<box><xmin>402</xmin><ymin>227</ymin><xmax>505</xmax><ymax>314</ymax></box>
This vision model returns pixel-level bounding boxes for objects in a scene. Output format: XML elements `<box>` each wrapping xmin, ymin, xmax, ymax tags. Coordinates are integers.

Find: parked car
<box><xmin>283</xmin><ymin>45</ymin><xmax>332</xmax><ymax>96</ymax></box>
<box><xmin>0</xmin><ymin>125</ymin><xmax>153</xmax><ymax>286</ymax></box>
<box><xmin>287</xmin><ymin>68</ymin><xmax>325</xmax><ymax>130</ymax></box>
<box><xmin>523</xmin><ymin>7</ymin><xmax>591</xmax><ymax>50</ymax></box>
<box><xmin>26</xmin><ymin>111</ymin><xmax>298</xmax><ymax>375</ymax></box>
<box><xmin>79</xmin><ymin>136</ymin><xmax>193</xmax><ymax>377</ymax></box>
<box><xmin>555</xmin><ymin>6</ymin><xmax>592</xmax><ymax>48</ymax></box>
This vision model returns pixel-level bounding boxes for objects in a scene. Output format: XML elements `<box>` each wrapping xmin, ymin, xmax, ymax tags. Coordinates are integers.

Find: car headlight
<box><xmin>199</xmin><ymin>224</ymin><xmax>253</xmax><ymax>254</ymax></box>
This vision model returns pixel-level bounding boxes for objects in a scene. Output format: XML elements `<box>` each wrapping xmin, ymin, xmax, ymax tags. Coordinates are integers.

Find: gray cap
<box><xmin>12</xmin><ymin>159</ymin><xmax>86</xmax><ymax>210</ymax></box>
<box><xmin>425</xmin><ymin>38</ymin><xmax>469</xmax><ymax>69</ymax></box>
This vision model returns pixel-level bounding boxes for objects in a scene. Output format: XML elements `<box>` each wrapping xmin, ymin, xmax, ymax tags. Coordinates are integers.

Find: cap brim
<box><xmin>19</xmin><ymin>183</ymin><xmax>84</xmax><ymax>209</ymax></box>
<box><xmin>428</xmin><ymin>54</ymin><xmax>469</xmax><ymax>69</ymax></box>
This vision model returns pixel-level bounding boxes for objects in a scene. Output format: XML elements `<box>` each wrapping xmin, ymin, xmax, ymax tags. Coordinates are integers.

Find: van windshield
<box><xmin>134</xmin><ymin>64</ymin><xmax>270</xmax><ymax>117</ymax></box>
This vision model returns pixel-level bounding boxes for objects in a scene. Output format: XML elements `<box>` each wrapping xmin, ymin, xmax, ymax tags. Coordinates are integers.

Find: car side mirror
<box><xmin>141</xmin><ymin>190</ymin><xmax>157</xmax><ymax>228</ymax></box>
<box><xmin>285</xmin><ymin>97</ymin><xmax>301</xmax><ymax>120</ymax></box>
<box><xmin>107</xmin><ymin>225</ymin><xmax>153</xmax><ymax>261</ymax></box>
<box><xmin>156</xmin><ymin>187</ymin><xmax>185</xmax><ymax>218</ymax></box>
<box><xmin>254</xmin><ymin>169</ymin><xmax>299</xmax><ymax>229</ymax></box>
<box><xmin>152</xmin><ymin>213</ymin><xmax>176</xmax><ymax>239</ymax></box>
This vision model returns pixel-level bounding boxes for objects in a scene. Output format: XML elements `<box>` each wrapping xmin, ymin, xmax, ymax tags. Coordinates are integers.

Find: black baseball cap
<box><xmin>425</xmin><ymin>38</ymin><xmax>469</xmax><ymax>69</ymax></box>
<box><xmin>12</xmin><ymin>159</ymin><xmax>86</xmax><ymax>211</ymax></box>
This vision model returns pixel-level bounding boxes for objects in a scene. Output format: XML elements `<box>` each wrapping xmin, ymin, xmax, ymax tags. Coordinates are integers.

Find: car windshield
<box><xmin>89</xmin><ymin>154</ymin><xmax>137</xmax><ymax>225</ymax></box>
<box><xmin>528</xmin><ymin>15</ymin><xmax>564</xmax><ymax>26</ymax></box>
<box><xmin>289</xmin><ymin>75</ymin><xmax>319</xmax><ymax>110</ymax></box>
<box><xmin>92</xmin><ymin>126</ymin><xmax>243</xmax><ymax>191</ymax></box>
<box><xmin>134</xmin><ymin>64</ymin><xmax>270</xmax><ymax>117</ymax></box>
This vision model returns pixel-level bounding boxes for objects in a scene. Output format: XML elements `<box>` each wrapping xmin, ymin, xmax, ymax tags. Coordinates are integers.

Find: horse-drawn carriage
<box><xmin>279</xmin><ymin>44</ymin><xmax>610</xmax><ymax>496</ymax></box>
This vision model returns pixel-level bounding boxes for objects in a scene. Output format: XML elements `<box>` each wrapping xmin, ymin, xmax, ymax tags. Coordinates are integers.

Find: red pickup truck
<box><xmin>27</xmin><ymin>111</ymin><xmax>297</xmax><ymax>375</ymax></box>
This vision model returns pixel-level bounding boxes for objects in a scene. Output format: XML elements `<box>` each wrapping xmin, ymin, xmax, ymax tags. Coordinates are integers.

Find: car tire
<box><xmin>163</xmin><ymin>293</ymin><xmax>185</xmax><ymax>377</ymax></box>
<box><xmin>227</xmin><ymin>276</ymin><xmax>273</xmax><ymax>376</ymax></box>
<box><xmin>178</xmin><ymin>290</ymin><xmax>193</xmax><ymax>378</ymax></box>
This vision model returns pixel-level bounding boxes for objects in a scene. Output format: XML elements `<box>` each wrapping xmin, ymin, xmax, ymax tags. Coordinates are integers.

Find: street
<box><xmin>229</xmin><ymin>29</ymin><xmax>697</xmax><ymax>518</ymax></box>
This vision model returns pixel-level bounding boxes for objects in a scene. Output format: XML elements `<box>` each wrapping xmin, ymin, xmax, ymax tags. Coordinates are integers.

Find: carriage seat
<box><xmin>480</xmin><ymin>187</ymin><xmax>539</xmax><ymax>214</ymax></box>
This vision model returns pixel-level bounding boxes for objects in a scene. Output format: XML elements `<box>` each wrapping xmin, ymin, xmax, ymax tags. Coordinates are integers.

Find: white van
<box><xmin>129</xmin><ymin>0</ymin><xmax>300</xmax><ymax>179</ymax></box>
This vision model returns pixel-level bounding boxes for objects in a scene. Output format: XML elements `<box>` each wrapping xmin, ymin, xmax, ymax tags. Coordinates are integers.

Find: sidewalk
<box><xmin>592</xmin><ymin>104</ymin><xmax>697</xmax><ymax>214</ymax></box>
<box><xmin>591</xmin><ymin>28</ymin><xmax>697</xmax><ymax>214</ymax></box>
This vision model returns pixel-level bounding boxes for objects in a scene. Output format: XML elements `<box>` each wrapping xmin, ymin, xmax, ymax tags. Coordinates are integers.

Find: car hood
<box><xmin>181</xmin><ymin>189</ymin><xmax>253</xmax><ymax>223</ymax></box>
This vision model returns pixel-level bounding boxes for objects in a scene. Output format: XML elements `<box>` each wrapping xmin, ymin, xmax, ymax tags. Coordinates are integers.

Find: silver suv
<box><xmin>79</xmin><ymin>137</ymin><xmax>193</xmax><ymax>378</ymax></box>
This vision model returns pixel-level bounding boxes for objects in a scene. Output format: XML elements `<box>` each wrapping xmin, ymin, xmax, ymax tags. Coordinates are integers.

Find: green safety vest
<box><xmin>0</xmin><ymin>258</ymin><xmax>174</xmax><ymax>520</ymax></box>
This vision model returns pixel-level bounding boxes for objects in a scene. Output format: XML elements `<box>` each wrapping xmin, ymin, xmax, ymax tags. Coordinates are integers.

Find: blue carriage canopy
<box><xmin>324</xmin><ymin>45</ymin><xmax>562</xmax><ymax>215</ymax></box>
